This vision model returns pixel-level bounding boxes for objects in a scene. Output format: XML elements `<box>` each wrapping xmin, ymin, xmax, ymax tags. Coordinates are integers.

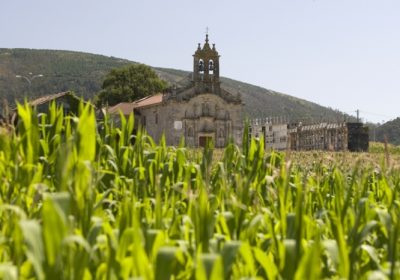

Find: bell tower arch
<box><xmin>193</xmin><ymin>33</ymin><xmax>221</xmax><ymax>94</ymax></box>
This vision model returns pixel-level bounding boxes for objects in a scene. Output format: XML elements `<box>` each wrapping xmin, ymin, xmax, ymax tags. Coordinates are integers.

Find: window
<box><xmin>202</xmin><ymin>103</ymin><xmax>210</xmax><ymax>116</ymax></box>
<box><xmin>209</xmin><ymin>59</ymin><xmax>214</xmax><ymax>75</ymax></box>
<box><xmin>198</xmin><ymin>59</ymin><xmax>204</xmax><ymax>74</ymax></box>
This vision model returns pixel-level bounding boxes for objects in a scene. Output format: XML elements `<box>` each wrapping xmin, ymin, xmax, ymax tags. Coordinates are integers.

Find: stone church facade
<box><xmin>132</xmin><ymin>34</ymin><xmax>243</xmax><ymax>147</ymax></box>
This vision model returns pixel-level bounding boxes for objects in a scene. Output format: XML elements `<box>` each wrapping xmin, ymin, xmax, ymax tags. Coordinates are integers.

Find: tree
<box><xmin>95</xmin><ymin>64</ymin><xmax>168</xmax><ymax>107</ymax></box>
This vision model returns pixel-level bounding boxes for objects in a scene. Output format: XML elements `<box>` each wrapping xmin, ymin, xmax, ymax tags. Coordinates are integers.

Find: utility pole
<box><xmin>356</xmin><ymin>109</ymin><xmax>360</xmax><ymax>123</ymax></box>
<box><xmin>373</xmin><ymin>126</ymin><xmax>376</xmax><ymax>142</ymax></box>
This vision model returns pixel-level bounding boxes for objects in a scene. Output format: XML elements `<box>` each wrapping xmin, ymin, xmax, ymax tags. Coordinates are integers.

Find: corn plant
<box><xmin>0</xmin><ymin>101</ymin><xmax>399</xmax><ymax>279</ymax></box>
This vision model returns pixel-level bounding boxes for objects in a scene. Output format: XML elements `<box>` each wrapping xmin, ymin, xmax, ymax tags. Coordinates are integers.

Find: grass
<box><xmin>0</xmin><ymin>102</ymin><xmax>399</xmax><ymax>279</ymax></box>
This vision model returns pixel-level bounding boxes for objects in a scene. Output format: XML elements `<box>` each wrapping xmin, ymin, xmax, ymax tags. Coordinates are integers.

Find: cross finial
<box><xmin>205</xmin><ymin>27</ymin><xmax>209</xmax><ymax>43</ymax></box>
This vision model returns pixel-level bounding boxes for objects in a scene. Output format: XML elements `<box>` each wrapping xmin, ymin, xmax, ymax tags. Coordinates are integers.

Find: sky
<box><xmin>1</xmin><ymin>0</ymin><xmax>399</xmax><ymax>123</ymax></box>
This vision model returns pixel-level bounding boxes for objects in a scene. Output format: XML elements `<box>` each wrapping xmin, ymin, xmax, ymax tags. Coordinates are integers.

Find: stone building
<box><xmin>249</xmin><ymin>117</ymin><xmax>288</xmax><ymax>150</ymax></box>
<box><xmin>129</xmin><ymin>34</ymin><xmax>243</xmax><ymax>147</ymax></box>
<box><xmin>288</xmin><ymin>122</ymin><xmax>348</xmax><ymax>151</ymax></box>
<box><xmin>249</xmin><ymin>118</ymin><xmax>369</xmax><ymax>152</ymax></box>
<box><xmin>287</xmin><ymin>122</ymin><xmax>369</xmax><ymax>151</ymax></box>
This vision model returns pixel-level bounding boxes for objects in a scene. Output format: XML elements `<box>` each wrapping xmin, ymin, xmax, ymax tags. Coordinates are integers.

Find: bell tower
<box><xmin>193</xmin><ymin>33</ymin><xmax>221</xmax><ymax>94</ymax></box>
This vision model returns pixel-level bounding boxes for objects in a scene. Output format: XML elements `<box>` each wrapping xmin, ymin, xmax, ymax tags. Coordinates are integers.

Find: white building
<box><xmin>249</xmin><ymin>117</ymin><xmax>288</xmax><ymax>150</ymax></box>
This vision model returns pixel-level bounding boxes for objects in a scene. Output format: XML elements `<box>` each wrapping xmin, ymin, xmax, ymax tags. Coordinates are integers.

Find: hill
<box><xmin>0</xmin><ymin>48</ymin><xmax>351</xmax><ymax>122</ymax></box>
<box><xmin>373</xmin><ymin>118</ymin><xmax>400</xmax><ymax>145</ymax></box>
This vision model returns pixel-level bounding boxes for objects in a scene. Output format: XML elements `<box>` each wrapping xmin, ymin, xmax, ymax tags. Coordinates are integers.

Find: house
<box><xmin>29</xmin><ymin>91</ymin><xmax>82</xmax><ymax>114</ymax></box>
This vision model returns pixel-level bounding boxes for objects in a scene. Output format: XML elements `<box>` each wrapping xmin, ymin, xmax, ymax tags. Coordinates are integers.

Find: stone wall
<box><xmin>136</xmin><ymin>93</ymin><xmax>242</xmax><ymax>147</ymax></box>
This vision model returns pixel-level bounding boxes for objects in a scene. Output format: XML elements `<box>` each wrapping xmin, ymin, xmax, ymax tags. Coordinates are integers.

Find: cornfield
<box><xmin>0</xmin><ymin>102</ymin><xmax>400</xmax><ymax>279</ymax></box>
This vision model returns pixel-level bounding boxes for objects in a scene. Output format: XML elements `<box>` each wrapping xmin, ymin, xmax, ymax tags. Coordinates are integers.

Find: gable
<box><xmin>165</xmin><ymin>86</ymin><xmax>241</xmax><ymax>105</ymax></box>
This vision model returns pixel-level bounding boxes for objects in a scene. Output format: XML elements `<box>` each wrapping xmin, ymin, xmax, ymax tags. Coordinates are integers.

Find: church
<box><xmin>123</xmin><ymin>34</ymin><xmax>244</xmax><ymax>147</ymax></box>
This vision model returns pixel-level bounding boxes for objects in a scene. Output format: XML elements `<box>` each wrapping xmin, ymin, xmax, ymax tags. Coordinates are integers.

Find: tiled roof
<box><xmin>107</xmin><ymin>102</ymin><xmax>136</xmax><ymax>115</ymax></box>
<box><xmin>291</xmin><ymin>122</ymin><xmax>345</xmax><ymax>132</ymax></box>
<box><xmin>30</xmin><ymin>91</ymin><xmax>73</xmax><ymax>106</ymax></box>
<box><xmin>301</xmin><ymin>123</ymin><xmax>328</xmax><ymax>131</ymax></box>
<box><xmin>106</xmin><ymin>93</ymin><xmax>164</xmax><ymax>115</ymax></box>
<box><xmin>133</xmin><ymin>93</ymin><xmax>163</xmax><ymax>108</ymax></box>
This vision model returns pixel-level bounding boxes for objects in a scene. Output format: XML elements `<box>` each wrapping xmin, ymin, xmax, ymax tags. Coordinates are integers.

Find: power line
<box><xmin>358</xmin><ymin>110</ymin><xmax>395</xmax><ymax>119</ymax></box>
<box><xmin>342</xmin><ymin>109</ymin><xmax>395</xmax><ymax>119</ymax></box>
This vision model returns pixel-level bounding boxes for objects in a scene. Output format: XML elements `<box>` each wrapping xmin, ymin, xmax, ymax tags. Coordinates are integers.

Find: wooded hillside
<box><xmin>0</xmin><ymin>48</ymin><xmax>350</xmax><ymax>122</ymax></box>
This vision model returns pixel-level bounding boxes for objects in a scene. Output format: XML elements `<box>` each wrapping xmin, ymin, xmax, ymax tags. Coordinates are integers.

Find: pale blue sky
<box><xmin>1</xmin><ymin>0</ymin><xmax>399</xmax><ymax>123</ymax></box>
